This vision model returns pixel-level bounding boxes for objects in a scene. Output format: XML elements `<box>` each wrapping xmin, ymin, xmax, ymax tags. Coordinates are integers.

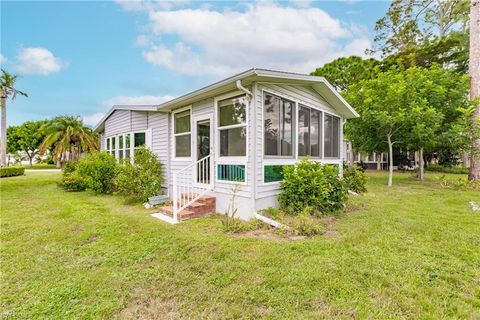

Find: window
<box><xmin>134</xmin><ymin>132</ymin><xmax>146</xmax><ymax>158</ymax></box>
<box><xmin>111</xmin><ymin>137</ymin><xmax>116</xmax><ymax>157</ymax></box>
<box><xmin>264</xmin><ymin>93</ymin><xmax>294</xmax><ymax>157</ymax></box>
<box><xmin>354</xmin><ymin>153</ymin><xmax>360</xmax><ymax>162</ymax></box>
<box><xmin>118</xmin><ymin>135</ymin><xmax>124</xmax><ymax>160</ymax></box>
<box><xmin>324</xmin><ymin>114</ymin><xmax>340</xmax><ymax>158</ymax></box>
<box><xmin>218</xmin><ymin>96</ymin><xmax>247</xmax><ymax>157</ymax></box>
<box><xmin>264</xmin><ymin>165</ymin><xmax>293</xmax><ymax>183</ymax></box>
<box><xmin>298</xmin><ymin>105</ymin><xmax>321</xmax><ymax>157</ymax></box>
<box><xmin>125</xmin><ymin>134</ymin><xmax>131</xmax><ymax>160</ymax></box>
<box><xmin>174</xmin><ymin>110</ymin><xmax>191</xmax><ymax>157</ymax></box>
<box><xmin>217</xmin><ymin>164</ymin><xmax>245</xmax><ymax>182</ymax></box>
<box><xmin>106</xmin><ymin>138</ymin><xmax>111</xmax><ymax>155</ymax></box>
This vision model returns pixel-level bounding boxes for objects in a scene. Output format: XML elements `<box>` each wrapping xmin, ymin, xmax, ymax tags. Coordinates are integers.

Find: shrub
<box><xmin>426</xmin><ymin>164</ymin><xmax>469</xmax><ymax>174</ymax></box>
<box><xmin>114</xmin><ymin>147</ymin><xmax>163</xmax><ymax>202</ymax></box>
<box><xmin>76</xmin><ymin>152</ymin><xmax>117</xmax><ymax>194</ymax></box>
<box><xmin>343</xmin><ymin>165</ymin><xmax>367</xmax><ymax>193</ymax></box>
<box><xmin>59</xmin><ymin>162</ymin><xmax>86</xmax><ymax>191</ymax></box>
<box><xmin>0</xmin><ymin>166</ymin><xmax>25</xmax><ymax>178</ymax></box>
<box><xmin>278</xmin><ymin>159</ymin><xmax>347</xmax><ymax>215</ymax></box>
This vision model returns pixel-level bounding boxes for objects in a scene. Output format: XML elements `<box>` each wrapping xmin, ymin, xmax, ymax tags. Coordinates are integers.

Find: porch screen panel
<box><xmin>218</xmin><ymin>96</ymin><xmax>247</xmax><ymax>157</ymax></box>
<box><xmin>324</xmin><ymin>114</ymin><xmax>340</xmax><ymax>158</ymax></box>
<box><xmin>298</xmin><ymin>105</ymin><xmax>321</xmax><ymax>157</ymax></box>
<box><xmin>263</xmin><ymin>93</ymin><xmax>294</xmax><ymax>157</ymax></box>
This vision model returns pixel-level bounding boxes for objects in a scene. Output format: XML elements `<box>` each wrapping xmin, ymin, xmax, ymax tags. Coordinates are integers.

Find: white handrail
<box><xmin>172</xmin><ymin>154</ymin><xmax>213</xmax><ymax>222</ymax></box>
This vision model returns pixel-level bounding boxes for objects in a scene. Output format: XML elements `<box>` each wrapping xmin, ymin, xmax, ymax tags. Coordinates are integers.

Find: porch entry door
<box><xmin>194</xmin><ymin>114</ymin><xmax>213</xmax><ymax>186</ymax></box>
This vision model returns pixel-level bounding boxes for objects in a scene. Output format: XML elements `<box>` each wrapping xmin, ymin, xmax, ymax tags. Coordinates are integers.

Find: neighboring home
<box><xmin>94</xmin><ymin>68</ymin><xmax>358</xmax><ymax>223</ymax></box>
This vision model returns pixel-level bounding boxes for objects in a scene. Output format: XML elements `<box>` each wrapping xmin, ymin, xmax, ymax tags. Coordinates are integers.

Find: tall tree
<box><xmin>346</xmin><ymin>71</ymin><xmax>409</xmax><ymax>187</ymax></box>
<box><xmin>40</xmin><ymin>116</ymin><xmax>99</xmax><ymax>167</ymax></box>
<box><xmin>311</xmin><ymin>56</ymin><xmax>381</xmax><ymax>93</ymax></box>
<box><xmin>469</xmin><ymin>0</ymin><xmax>480</xmax><ymax>180</ymax></box>
<box><xmin>373</xmin><ymin>0</ymin><xmax>470</xmax><ymax>56</ymax></box>
<box><xmin>7</xmin><ymin>120</ymin><xmax>47</xmax><ymax>167</ymax></box>
<box><xmin>0</xmin><ymin>69</ymin><xmax>28</xmax><ymax>167</ymax></box>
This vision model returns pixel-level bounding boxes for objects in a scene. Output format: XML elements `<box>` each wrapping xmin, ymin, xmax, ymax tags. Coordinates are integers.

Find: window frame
<box><xmin>105</xmin><ymin>130</ymin><xmax>149</xmax><ymax>163</ymax></box>
<box><xmin>263</xmin><ymin>91</ymin><xmax>296</xmax><ymax>159</ymax></box>
<box><xmin>297</xmin><ymin>103</ymin><xmax>322</xmax><ymax>159</ymax></box>
<box><xmin>171</xmin><ymin>106</ymin><xmax>192</xmax><ymax>160</ymax></box>
<box><xmin>323</xmin><ymin>113</ymin><xmax>341</xmax><ymax>159</ymax></box>
<box><xmin>215</xmin><ymin>91</ymin><xmax>248</xmax><ymax>162</ymax></box>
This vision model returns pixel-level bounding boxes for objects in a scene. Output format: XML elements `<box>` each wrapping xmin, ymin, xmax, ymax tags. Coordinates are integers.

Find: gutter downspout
<box><xmin>236</xmin><ymin>80</ymin><xmax>253</xmax><ymax>98</ymax></box>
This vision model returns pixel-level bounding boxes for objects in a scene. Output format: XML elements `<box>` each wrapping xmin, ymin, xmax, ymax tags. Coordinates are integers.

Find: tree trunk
<box><xmin>469</xmin><ymin>0</ymin><xmax>480</xmax><ymax>181</ymax></box>
<box><xmin>418</xmin><ymin>148</ymin><xmax>425</xmax><ymax>180</ymax></box>
<box><xmin>0</xmin><ymin>96</ymin><xmax>7</xmax><ymax>167</ymax></box>
<box><xmin>388</xmin><ymin>135</ymin><xmax>394</xmax><ymax>187</ymax></box>
<box><xmin>376</xmin><ymin>153</ymin><xmax>382</xmax><ymax>171</ymax></box>
<box><xmin>348</xmin><ymin>141</ymin><xmax>354</xmax><ymax>167</ymax></box>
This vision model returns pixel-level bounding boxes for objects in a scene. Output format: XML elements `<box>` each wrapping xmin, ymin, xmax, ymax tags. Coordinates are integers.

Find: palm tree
<box><xmin>1</xmin><ymin>69</ymin><xmax>28</xmax><ymax>167</ymax></box>
<box><xmin>40</xmin><ymin>116</ymin><xmax>99</xmax><ymax>167</ymax></box>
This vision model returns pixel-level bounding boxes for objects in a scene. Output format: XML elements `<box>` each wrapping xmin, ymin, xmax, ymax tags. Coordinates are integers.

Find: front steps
<box><xmin>154</xmin><ymin>194</ymin><xmax>216</xmax><ymax>222</ymax></box>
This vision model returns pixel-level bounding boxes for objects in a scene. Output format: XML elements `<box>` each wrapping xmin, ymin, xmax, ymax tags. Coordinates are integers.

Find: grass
<box><xmin>1</xmin><ymin>171</ymin><xmax>479</xmax><ymax>319</ymax></box>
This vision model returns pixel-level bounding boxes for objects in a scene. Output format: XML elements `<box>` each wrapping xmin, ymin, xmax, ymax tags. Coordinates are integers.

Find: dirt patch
<box><xmin>119</xmin><ymin>287</ymin><xmax>179</xmax><ymax>320</ymax></box>
<box><xmin>233</xmin><ymin>229</ymin><xmax>307</xmax><ymax>241</ymax></box>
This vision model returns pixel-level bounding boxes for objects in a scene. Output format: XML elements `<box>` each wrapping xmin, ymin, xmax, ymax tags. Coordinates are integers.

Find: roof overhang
<box><xmin>155</xmin><ymin>68</ymin><xmax>359</xmax><ymax>119</ymax></box>
<box><xmin>93</xmin><ymin>105</ymin><xmax>159</xmax><ymax>133</ymax></box>
<box><xmin>94</xmin><ymin>68</ymin><xmax>359</xmax><ymax>133</ymax></box>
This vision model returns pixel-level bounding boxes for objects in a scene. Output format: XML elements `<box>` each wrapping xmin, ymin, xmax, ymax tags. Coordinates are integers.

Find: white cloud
<box><xmin>16</xmin><ymin>48</ymin><xmax>65</xmax><ymax>75</ymax></box>
<box><xmin>136</xmin><ymin>2</ymin><xmax>371</xmax><ymax>76</ymax></box>
<box><xmin>82</xmin><ymin>112</ymin><xmax>106</xmax><ymax>127</ymax></box>
<box><xmin>0</xmin><ymin>54</ymin><xmax>7</xmax><ymax>64</ymax></box>
<box><xmin>101</xmin><ymin>95</ymin><xmax>175</xmax><ymax>107</ymax></box>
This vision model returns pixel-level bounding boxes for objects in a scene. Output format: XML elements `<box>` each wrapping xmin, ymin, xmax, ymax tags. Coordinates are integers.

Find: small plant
<box><xmin>0</xmin><ymin>166</ymin><xmax>25</xmax><ymax>178</ymax></box>
<box><xmin>278</xmin><ymin>158</ymin><xmax>347</xmax><ymax>215</ymax></box>
<box><xmin>222</xmin><ymin>183</ymin><xmax>242</xmax><ymax>232</ymax></box>
<box><xmin>426</xmin><ymin>164</ymin><xmax>469</xmax><ymax>175</ymax></box>
<box><xmin>114</xmin><ymin>147</ymin><xmax>164</xmax><ymax>202</ymax></box>
<box><xmin>343</xmin><ymin>165</ymin><xmax>367</xmax><ymax>193</ymax></box>
<box><xmin>290</xmin><ymin>215</ymin><xmax>325</xmax><ymax>237</ymax></box>
<box><xmin>76</xmin><ymin>152</ymin><xmax>117</xmax><ymax>194</ymax></box>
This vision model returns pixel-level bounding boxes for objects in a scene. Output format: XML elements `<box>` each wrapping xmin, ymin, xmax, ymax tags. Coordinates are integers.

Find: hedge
<box><xmin>426</xmin><ymin>164</ymin><xmax>469</xmax><ymax>175</ymax></box>
<box><xmin>0</xmin><ymin>166</ymin><xmax>26</xmax><ymax>178</ymax></box>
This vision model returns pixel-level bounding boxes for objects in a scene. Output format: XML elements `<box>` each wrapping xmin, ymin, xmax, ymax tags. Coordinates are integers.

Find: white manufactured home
<box><xmin>94</xmin><ymin>68</ymin><xmax>358</xmax><ymax>223</ymax></box>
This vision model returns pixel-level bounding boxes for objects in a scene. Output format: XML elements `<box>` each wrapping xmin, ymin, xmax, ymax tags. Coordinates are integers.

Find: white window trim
<box><xmin>104</xmin><ymin>129</ymin><xmax>150</xmax><ymax>163</ymax></box>
<box><xmin>261</xmin><ymin>88</ymin><xmax>342</xmax><ymax>161</ymax></box>
<box><xmin>214</xmin><ymin>91</ymin><xmax>249</xmax><ymax>162</ymax></box>
<box><xmin>171</xmin><ymin>106</ymin><xmax>192</xmax><ymax>161</ymax></box>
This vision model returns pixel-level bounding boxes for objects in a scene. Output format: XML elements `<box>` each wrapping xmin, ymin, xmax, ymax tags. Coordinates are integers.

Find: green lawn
<box><xmin>1</xmin><ymin>171</ymin><xmax>479</xmax><ymax>319</ymax></box>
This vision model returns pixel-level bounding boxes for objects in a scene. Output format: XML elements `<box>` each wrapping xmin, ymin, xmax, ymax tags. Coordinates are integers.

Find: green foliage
<box><xmin>290</xmin><ymin>215</ymin><xmax>325</xmax><ymax>237</ymax></box>
<box><xmin>40</xmin><ymin>115</ymin><xmax>99</xmax><ymax>164</ymax></box>
<box><xmin>310</xmin><ymin>56</ymin><xmax>381</xmax><ymax>93</ymax></box>
<box><xmin>76</xmin><ymin>152</ymin><xmax>117</xmax><ymax>194</ymax></box>
<box><xmin>437</xmin><ymin>174</ymin><xmax>480</xmax><ymax>191</ymax></box>
<box><xmin>6</xmin><ymin>120</ymin><xmax>47</xmax><ymax>165</ymax></box>
<box><xmin>279</xmin><ymin>159</ymin><xmax>347</xmax><ymax>215</ymax></box>
<box><xmin>0</xmin><ymin>166</ymin><xmax>25</xmax><ymax>178</ymax></box>
<box><xmin>343</xmin><ymin>165</ymin><xmax>368</xmax><ymax>193</ymax></box>
<box><xmin>426</xmin><ymin>164</ymin><xmax>469</xmax><ymax>175</ymax></box>
<box><xmin>114</xmin><ymin>147</ymin><xmax>163</xmax><ymax>202</ymax></box>
<box><xmin>59</xmin><ymin>162</ymin><xmax>86</xmax><ymax>191</ymax></box>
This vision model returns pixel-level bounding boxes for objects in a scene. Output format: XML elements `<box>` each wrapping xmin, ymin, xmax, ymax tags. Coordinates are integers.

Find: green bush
<box><xmin>426</xmin><ymin>164</ymin><xmax>469</xmax><ymax>174</ymax></box>
<box><xmin>343</xmin><ymin>165</ymin><xmax>367</xmax><ymax>193</ymax></box>
<box><xmin>114</xmin><ymin>147</ymin><xmax>164</xmax><ymax>202</ymax></box>
<box><xmin>59</xmin><ymin>162</ymin><xmax>86</xmax><ymax>191</ymax></box>
<box><xmin>76</xmin><ymin>152</ymin><xmax>117</xmax><ymax>194</ymax></box>
<box><xmin>0</xmin><ymin>166</ymin><xmax>25</xmax><ymax>178</ymax></box>
<box><xmin>23</xmin><ymin>164</ymin><xmax>57</xmax><ymax>169</ymax></box>
<box><xmin>278</xmin><ymin>159</ymin><xmax>347</xmax><ymax>215</ymax></box>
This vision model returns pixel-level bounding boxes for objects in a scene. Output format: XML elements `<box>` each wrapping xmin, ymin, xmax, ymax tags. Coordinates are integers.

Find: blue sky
<box><xmin>1</xmin><ymin>0</ymin><xmax>390</xmax><ymax>127</ymax></box>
